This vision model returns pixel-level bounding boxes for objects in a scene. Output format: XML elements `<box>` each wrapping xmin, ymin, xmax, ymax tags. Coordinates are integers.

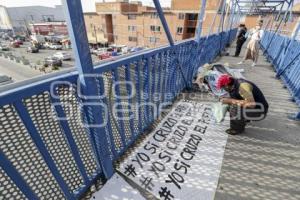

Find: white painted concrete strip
<box><xmin>118</xmin><ymin>100</ymin><xmax>229</xmax><ymax>200</ymax></box>
<box><xmin>90</xmin><ymin>174</ymin><xmax>146</xmax><ymax>200</ymax></box>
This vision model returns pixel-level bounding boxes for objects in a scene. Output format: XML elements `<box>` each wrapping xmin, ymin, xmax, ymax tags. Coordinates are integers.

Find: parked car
<box><xmin>129</xmin><ymin>47</ymin><xmax>144</xmax><ymax>53</ymax></box>
<box><xmin>27</xmin><ymin>46</ymin><xmax>39</xmax><ymax>53</ymax></box>
<box><xmin>0</xmin><ymin>44</ymin><xmax>9</xmax><ymax>51</ymax></box>
<box><xmin>92</xmin><ymin>48</ymin><xmax>107</xmax><ymax>55</ymax></box>
<box><xmin>49</xmin><ymin>44</ymin><xmax>63</xmax><ymax>50</ymax></box>
<box><xmin>14</xmin><ymin>39</ymin><xmax>23</xmax><ymax>45</ymax></box>
<box><xmin>43</xmin><ymin>56</ymin><xmax>62</xmax><ymax>67</ymax></box>
<box><xmin>10</xmin><ymin>41</ymin><xmax>20</xmax><ymax>48</ymax></box>
<box><xmin>98</xmin><ymin>52</ymin><xmax>112</xmax><ymax>60</ymax></box>
<box><xmin>52</xmin><ymin>52</ymin><xmax>72</xmax><ymax>60</ymax></box>
<box><xmin>0</xmin><ymin>75</ymin><xmax>13</xmax><ymax>86</ymax></box>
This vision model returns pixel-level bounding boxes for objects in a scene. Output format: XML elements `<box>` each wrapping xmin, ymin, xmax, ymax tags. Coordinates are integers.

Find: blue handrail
<box><xmin>261</xmin><ymin>31</ymin><xmax>300</xmax><ymax>119</ymax></box>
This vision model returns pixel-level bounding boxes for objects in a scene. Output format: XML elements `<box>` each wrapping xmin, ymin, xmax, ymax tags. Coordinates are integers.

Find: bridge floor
<box><xmin>214</xmin><ymin>43</ymin><xmax>300</xmax><ymax>200</ymax></box>
<box><xmin>87</xmin><ymin>43</ymin><xmax>300</xmax><ymax>200</ymax></box>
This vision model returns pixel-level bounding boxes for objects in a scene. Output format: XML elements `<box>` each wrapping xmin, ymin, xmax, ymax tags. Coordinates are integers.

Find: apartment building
<box><xmin>83</xmin><ymin>12</ymin><xmax>114</xmax><ymax>46</ymax></box>
<box><xmin>84</xmin><ymin>0</ymin><xmax>224</xmax><ymax>48</ymax></box>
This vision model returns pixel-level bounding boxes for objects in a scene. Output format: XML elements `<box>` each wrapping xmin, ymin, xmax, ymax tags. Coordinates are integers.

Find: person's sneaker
<box><xmin>251</xmin><ymin>63</ymin><xmax>256</xmax><ymax>67</ymax></box>
<box><xmin>237</xmin><ymin>61</ymin><xmax>244</xmax><ymax>65</ymax></box>
<box><xmin>225</xmin><ymin>128</ymin><xmax>242</xmax><ymax>135</ymax></box>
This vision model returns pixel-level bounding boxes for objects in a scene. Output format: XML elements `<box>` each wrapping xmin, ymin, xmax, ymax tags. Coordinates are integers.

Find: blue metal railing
<box><xmin>0</xmin><ymin>28</ymin><xmax>237</xmax><ymax>199</ymax></box>
<box><xmin>261</xmin><ymin>31</ymin><xmax>300</xmax><ymax>118</ymax></box>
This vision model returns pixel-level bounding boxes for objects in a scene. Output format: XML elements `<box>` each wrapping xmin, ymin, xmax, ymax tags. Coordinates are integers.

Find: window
<box><xmin>128</xmin><ymin>25</ymin><xmax>137</xmax><ymax>32</ymax></box>
<box><xmin>177</xmin><ymin>27</ymin><xmax>183</xmax><ymax>34</ymax></box>
<box><xmin>149</xmin><ymin>37</ymin><xmax>159</xmax><ymax>43</ymax></box>
<box><xmin>187</xmin><ymin>27</ymin><xmax>196</xmax><ymax>33</ymax></box>
<box><xmin>187</xmin><ymin>14</ymin><xmax>198</xmax><ymax>20</ymax></box>
<box><xmin>129</xmin><ymin>36</ymin><xmax>137</xmax><ymax>42</ymax></box>
<box><xmin>128</xmin><ymin>14</ymin><xmax>136</xmax><ymax>20</ymax></box>
<box><xmin>178</xmin><ymin>13</ymin><xmax>185</xmax><ymax>20</ymax></box>
<box><xmin>150</xmin><ymin>25</ymin><xmax>161</xmax><ymax>32</ymax></box>
<box><xmin>150</xmin><ymin>13</ymin><xmax>159</xmax><ymax>19</ymax></box>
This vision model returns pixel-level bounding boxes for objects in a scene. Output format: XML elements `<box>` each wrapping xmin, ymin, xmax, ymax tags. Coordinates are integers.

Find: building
<box><xmin>240</xmin><ymin>3</ymin><xmax>300</xmax><ymax>36</ymax></box>
<box><xmin>0</xmin><ymin>5</ymin><xmax>65</xmax><ymax>35</ymax></box>
<box><xmin>29</xmin><ymin>22</ymin><xmax>68</xmax><ymax>36</ymax></box>
<box><xmin>83</xmin><ymin>12</ymin><xmax>113</xmax><ymax>47</ymax></box>
<box><xmin>85</xmin><ymin>0</ymin><xmax>223</xmax><ymax>48</ymax></box>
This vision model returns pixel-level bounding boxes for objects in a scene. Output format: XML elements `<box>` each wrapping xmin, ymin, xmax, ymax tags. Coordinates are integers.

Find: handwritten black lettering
<box><xmin>144</xmin><ymin>141</ymin><xmax>159</xmax><ymax>155</ymax></box>
<box><xmin>149</xmin><ymin>161</ymin><xmax>166</xmax><ymax>178</ymax></box>
<box><xmin>153</xmin><ymin>129</ymin><xmax>169</xmax><ymax>142</ymax></box>
<box><xmin>165</xmin><ymin>172</ymin><xmax>184</xmax><ymax>190</ymax></box>
<box><xmin>158</xmin><ymin>150</ymin><xmax>172</xmax><ymax>163</ymax></box>
<box><xmin>131</xmin><ymin>152</ymin><xmax>150</xmax><ymax>168</ymax></box>
<box><xmin>174</xmin><ymin>159</ymin><xmax>191</xmax><ymax>175</ymax></box>
<box><xmin>194</xmin><ymin>125</ymin><xmax>207</xmax><ymax>134</ymax></box>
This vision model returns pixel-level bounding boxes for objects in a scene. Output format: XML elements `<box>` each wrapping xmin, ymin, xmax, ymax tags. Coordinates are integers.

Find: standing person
<box><xmin>217</xmin><ymin>74</ymin><xmax>269</xmax><ymax>135</ymax></box>
<box><xmin>238</xmin><ymin>23</ymin><xmax>263</xmax><ymax>67</ymax></box>
<box><xmin>234</xmin><ymin>24</ymin><xmax>247</xmax><ymax>57</ymax></box>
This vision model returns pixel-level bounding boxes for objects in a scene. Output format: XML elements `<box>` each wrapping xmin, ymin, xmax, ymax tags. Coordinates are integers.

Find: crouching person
<box><xmin>217</xmin><ymin>74</ymin><xmax>269</xmax><ymax>135</ymax></box>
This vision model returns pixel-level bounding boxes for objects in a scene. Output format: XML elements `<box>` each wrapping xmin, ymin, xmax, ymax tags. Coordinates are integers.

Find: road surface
<box><xmin>0</xmin><ymin>56</ymin><xmax>42</xmax><ymax>82</ymax></box>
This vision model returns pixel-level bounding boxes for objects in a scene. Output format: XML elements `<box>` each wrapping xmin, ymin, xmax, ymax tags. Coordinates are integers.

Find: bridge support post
<box><xmin>62</xmin><ymin>0</ymin><xmax>114</xmax><ymax>178</ymax></box>
<box><xmin>195</xmin><ymin>0</ymin><xmax>207</xmax><ymax>43</ymax></box>
<box><xmin>152</xmin><ymin>0</ymin><xmax>174</xmax><ymax>46</ymax></box>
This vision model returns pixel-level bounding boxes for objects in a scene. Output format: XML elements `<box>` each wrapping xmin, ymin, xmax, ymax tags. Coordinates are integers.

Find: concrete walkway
<box><xmin>214</xmin><ymin>43</ymin><xmax>300</xmax><ymax>200</ymax></box>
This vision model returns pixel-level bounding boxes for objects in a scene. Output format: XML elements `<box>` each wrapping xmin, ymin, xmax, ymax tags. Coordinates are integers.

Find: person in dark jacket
<box><xmin>217</xmin><ymin>74</ymin><xmax>269</xmax><ymax>135</ymax></box>
<box><xmin>234</xmin><ymin>24</ymin><xmax>247</xmax><ymax>57</ymax></box>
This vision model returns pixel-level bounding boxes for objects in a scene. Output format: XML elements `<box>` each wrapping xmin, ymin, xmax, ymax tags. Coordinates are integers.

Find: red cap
<box><xmin>216</xmin><ymin>74</ymin><xmax>233</xmax><ymax>90</ymax></box>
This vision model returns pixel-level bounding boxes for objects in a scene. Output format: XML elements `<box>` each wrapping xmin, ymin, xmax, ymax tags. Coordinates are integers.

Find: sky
<box><xmin>0</xmin><ymin>0</ymin><xmax>172</xmax><ymax>12</ymax></box>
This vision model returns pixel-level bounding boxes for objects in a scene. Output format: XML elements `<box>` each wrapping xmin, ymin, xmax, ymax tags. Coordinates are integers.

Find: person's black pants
<box><xmin>229</xmin><ymin>105</ymin><xmax>268</xmax><ymax>133</ymax></box>
<box><xmin>235</xmin><ymin>40</ymin><xmax>246</xmax><ymax>57</ymax></box>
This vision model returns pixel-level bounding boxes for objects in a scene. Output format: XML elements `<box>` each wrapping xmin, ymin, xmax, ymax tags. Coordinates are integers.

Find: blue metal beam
<box><xmin>62</xmin><ymin>0</ymin><xmax>114</xmax><ymax>178</ymax></box>
<box><xmin>208</xmin><ymin>0</ymin><xmax>224</xmax><ymax>36</ymax></box>
<box><xmin>0</xmin><ymin>151</ymin><xmax>39</xmax><ymax>200</ymax></box>
<box><xmin>152</xmin><ymin>0</ymin><xmax>174</xmax><ymax>46</ymax></box>
<box><xmin>195</xmin><ymin>0</ymin><xmax>207</xmax><ymax>43</ymax></box>
<box><xmin>218</xmin><ymin>0</ymin><xmax>227</xmax><ymax>34</ymax></box>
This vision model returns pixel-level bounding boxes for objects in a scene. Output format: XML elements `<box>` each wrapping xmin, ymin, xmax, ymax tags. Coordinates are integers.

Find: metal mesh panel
<box><xmin>56</xmin><ymin>86</ymin><xmax>99</xmax><ymax>177</ymax></box>
<box><xmin>0</xmin><ymin>104</ymin><xmax>64</xmax><ymax>199</ymax></box>
<box><xmin>141</xmin><ymin>58</ymin><xmax>151</xmax><ymax>128</ymax></box>
<box><xmin>136</xmin><ymin>59</ymin><xmax>147</xmax><ymax>129</ymax></box>
<box><xmin>0</xmin><ymin>167</ymin><xmax>27</xmax><ymax>200</ymax></box>
<box><xmin>23</xmin><ymin>92</ymin><xmax>83</xmax><ymax>192</ymax></box>
<box><xmin>129</xmin><ymin>62</ymin><xmax>140</xmax><ymax>135</ymax></box>
<box><xmin>117</xmin><ymin>66</ymin><xmax>132</xmax><ymax>142</ymax></box>
<box><xmin>102</xmin><ymin>72</ymin><xmax>123</xmax><ymax>152</ymax></box>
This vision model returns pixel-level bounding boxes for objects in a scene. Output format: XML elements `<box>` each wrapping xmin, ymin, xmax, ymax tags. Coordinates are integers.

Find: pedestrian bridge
<box><xmin>0</xmin><ymin>0</ymin><xmax>300</xmax><ymax>200</ymax></box>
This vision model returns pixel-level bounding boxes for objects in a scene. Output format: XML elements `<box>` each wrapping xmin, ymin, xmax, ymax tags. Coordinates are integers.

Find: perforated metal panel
<box><xmin>0</xmin><ymin>167</ymin><xmax>27</xmax><ymax>200</ymax></box>
<box><xmin>57</xmin><ymin>86</ymin><xmax>99</xmax><ymax>177</ymax></box>
<box><xmin>129</xmin><ymin>61</ymin><xmax>142</xmax><ymax>134</ymax></box>
<box><xmin>23</xmin><ymin>92</ymin><xmax>83</xmax><ymax>192</ymax></box>
<box><xmin>117</xmin><ymin>66</ymin><xmax>132</xmax><ymax>142</ymax></box>
<box><xmin>0</xmin><ymin>104</ymin><xmax>64</xmax><ymax>199</ymax></box>
<box><xmin>102</xmin><ymin>72</ymin><xmax>123</xmax><ymax>152</ymax></box>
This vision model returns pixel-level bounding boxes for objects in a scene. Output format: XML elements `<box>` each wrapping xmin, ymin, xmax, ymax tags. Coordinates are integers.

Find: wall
<box><xmin>84</xmin><ymin>13</ymin><xmax>108</xmax><ymax>44</ymax></box>
<box><xmin>171</xmin><ymin>0</ymin><xmax>223</xmax><ymax>11</ymax></box>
